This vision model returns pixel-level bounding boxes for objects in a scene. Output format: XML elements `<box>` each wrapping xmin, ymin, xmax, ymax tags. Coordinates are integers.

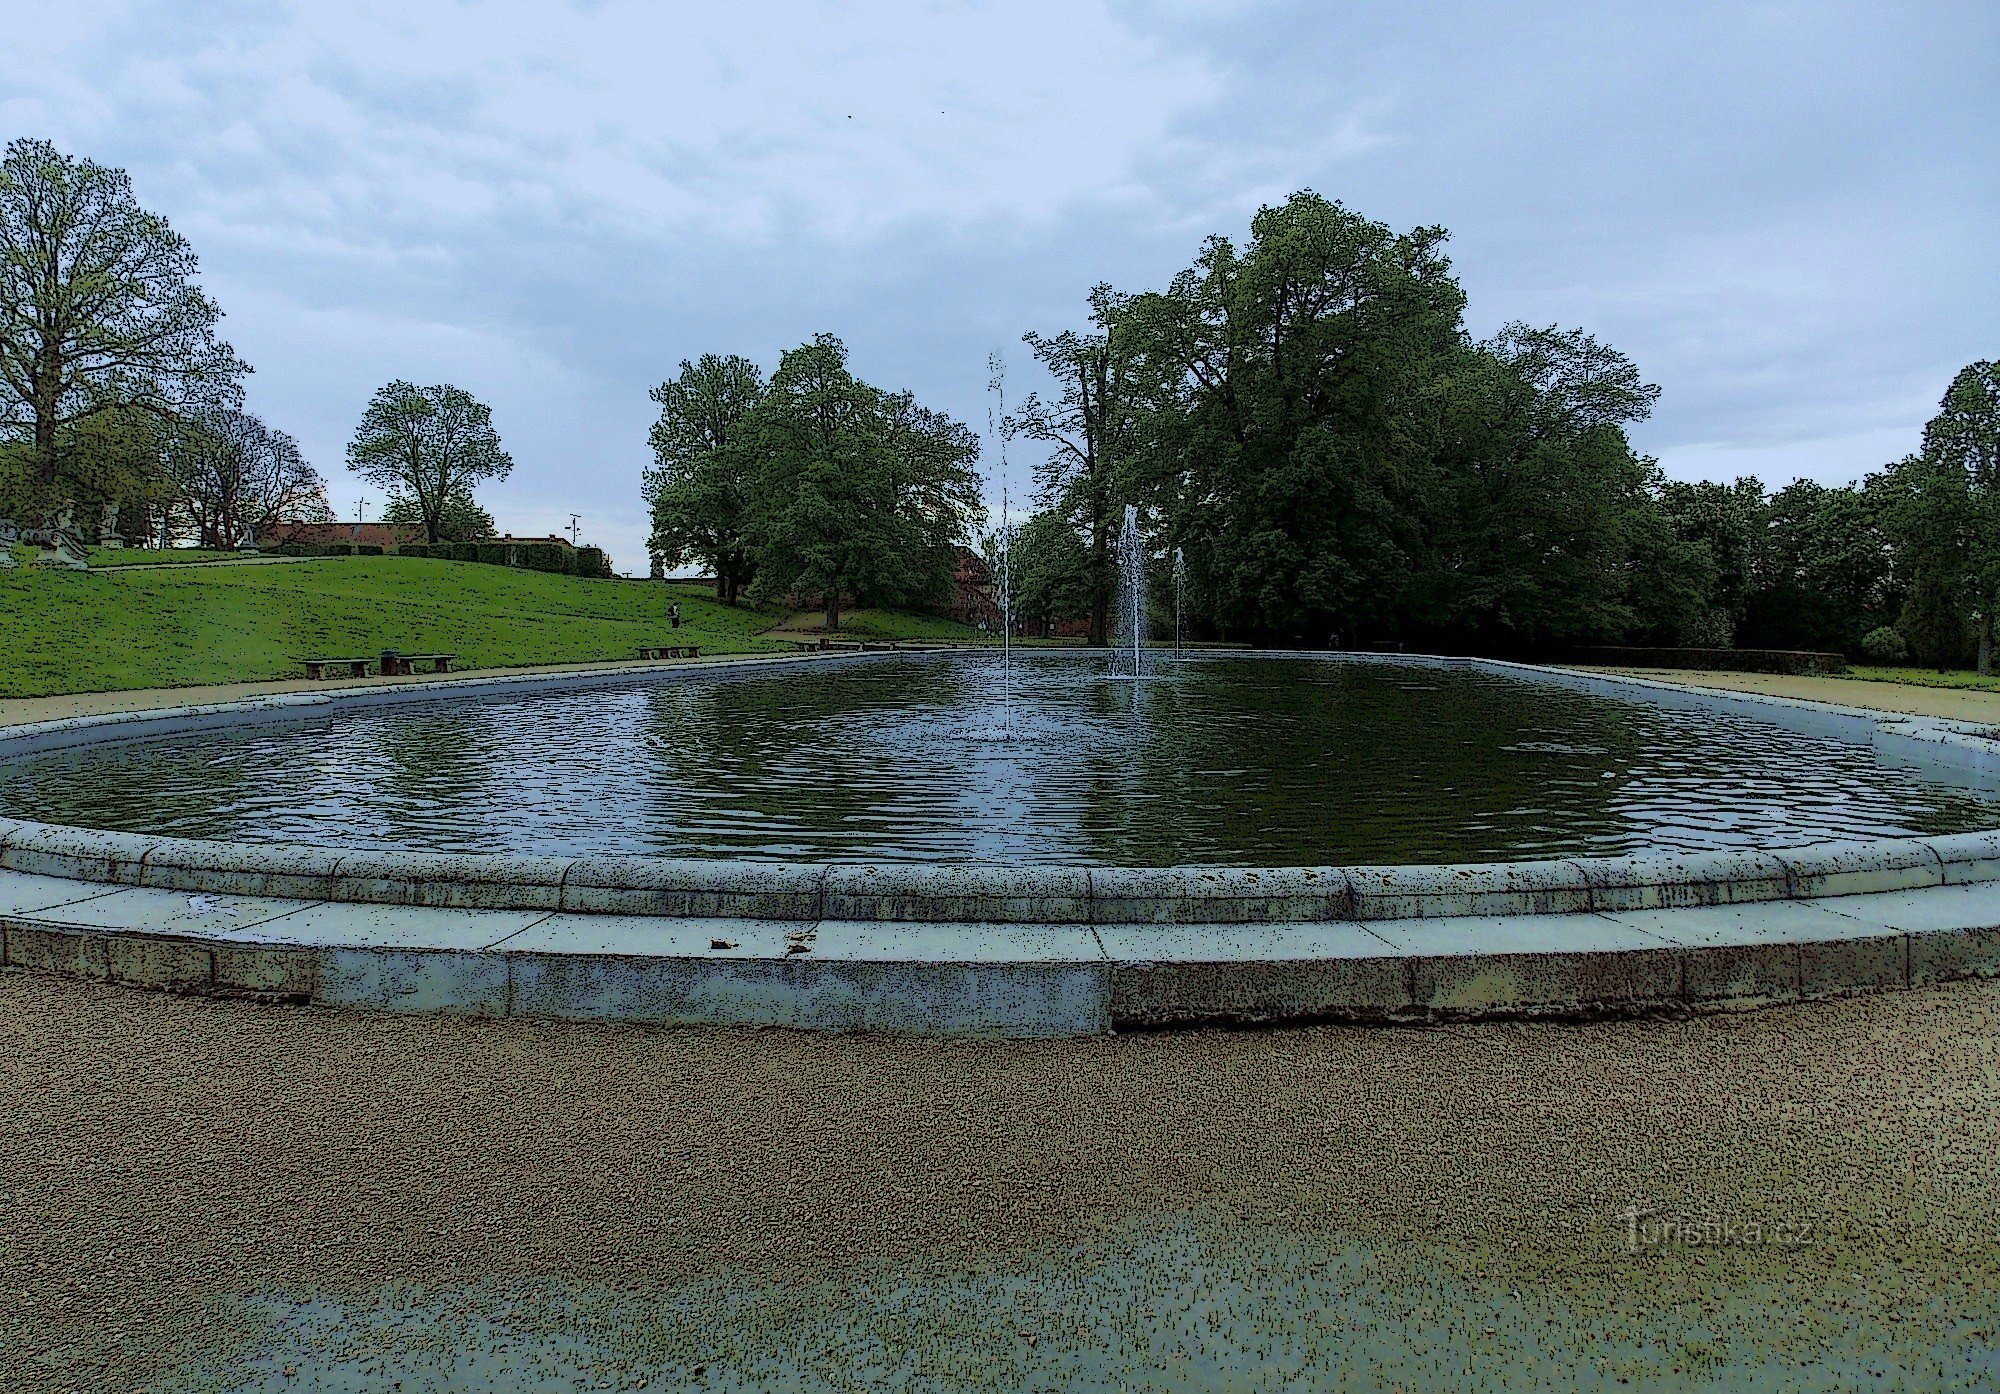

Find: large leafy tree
<box><xmin>1111</xmin><ymin>190</ymin><xmax>1466</xmax><ymax>643</ymax></box>
<box><xmin>1919</xmin><ymin>361</ymin><xmax>2000</xmax><ymax>671</ymax></box>
<box><xmin>163</xmin><ymin>407</ymin><xmax>331</xmax><ymax>549</ymax></box>
<box><xmin>0</xmin><ymin>138</ymin><xmax>247</xmax><ymax>490</ymax></box>
<box><xmin>644</xmin><ymin>353</ymin><xmax>764</xmax><ymax>602</ymax></box>
<box><xmin>1400</xmin><ymin>325</ymin><xmax>1662</xmax><ymax>645</ymax></box>
<box><xmin>1012</xmin><ymin>285</ymin><xmax>1143</xmax><ymax>645</ymax></box>
<box><xmin>740</xmin><ymin>335</ymin><xmax>981</xmax><ymax>629</ymax></box>
<box><xmin>346</xmin><ymin>381</ymin><xmax>513</xmax><ymax>544</ymax></box>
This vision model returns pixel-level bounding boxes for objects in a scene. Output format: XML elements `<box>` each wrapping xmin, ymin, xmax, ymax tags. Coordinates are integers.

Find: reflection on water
<box><xmin>3</xmin><ymin>655</ymin><xmax>1993</xmax><ymax>864</ymax></box>
<box><xmin>161</xmin><ymin>1219</ymin><xmax>2000</xmax><ymax>1393</ymax></box>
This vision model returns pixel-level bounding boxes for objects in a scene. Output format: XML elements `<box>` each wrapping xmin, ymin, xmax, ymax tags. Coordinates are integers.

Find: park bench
<box><xmin>299</xmin><ymin>657</ymin><xmax>375</xmax><ymax>680</ymax></box>
<box><xmin>636</xmin><ymin>644</ymin><xmax>701</xmax><ymax>661</ymax></box>
<box><xmin>378</xmin><ymin>652</ymin><xmax>456</xmax><ymax>676</ymax></box>
<box><xmin>788</xmin><ymin>637</ymin><xmax>832</xmax><ymax>652</ymax></box>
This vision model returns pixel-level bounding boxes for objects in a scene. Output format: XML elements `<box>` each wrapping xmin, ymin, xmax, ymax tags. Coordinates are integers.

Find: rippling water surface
<box><xmin>4</xmin><ymin>655</ymin><xmax>1993</xmax><ymax>864</ymax></box>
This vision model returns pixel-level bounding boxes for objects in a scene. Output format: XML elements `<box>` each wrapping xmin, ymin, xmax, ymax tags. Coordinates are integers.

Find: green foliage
<box><xmin>739</xmin><ymin>334</ymin><xmax>981</xmax><ymax>629</ymax></box>
<box><xmin>1012</xmin><ymin>285</ymin><xmax>1143</xmax><ymax>645</ymax></box>
<box><xmin>646</xmin><ymin>354</ymin><xmax>765</xmax><ymax>602</ymax></box>
<box><xmin>515</xmin><ymin>542</ymin><xmax>577</xmax><ymax>575</ymax></box>
<box><xmin>0</xmin><ymin>138</ymin><xmax>247</xmax><ymax>486</ymax></box>
<box><xmin>576</xmin><ymin>545</ymin><xmax>613</xmax><ymax>579</ymax></box>
<box><xmin>384</xmin><ymin>487</ymin><xmax>494</xmax><ymax>542</ymax></box>
<box><xmin>990</xmin><ymin>511</ymin><xmax>1089</xmax><ymax>630</ymax></box>
<box><xmin>1861</xmin><ymin>626</ymin><xmax>1909</xmax><ymax>664</ymax></box>
<box><xmin>0</xmin><ymin>563</ymin><xmax>789</xmax><ymax>697</ymax></box>
<box><xmin>346</xmin><ymin>381</ymin><xmax>512</xmax><ymax>544</ymax></box>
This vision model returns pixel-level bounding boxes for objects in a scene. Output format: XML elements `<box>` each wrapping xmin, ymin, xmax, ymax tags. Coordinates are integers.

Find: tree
<box><xmin>1918</xmin><ymin>361</ymin><xmax>2000</xmax><ymax>672</ymax></box>
<box><xmin>162</xmin><ymin>407</ymin><xmax>331</xmax><ymax>548</ymax></box>
<box><xmin>345</xmin><ymin>381</ymin><xmax>513</xmax><ymax>544</ymax></box>
<box><xmin>644</xmin><ymin>354</ymin><xmax>764</xmax><ymax>603</ymax></box>
<box><xmin>1013</xmin><ymin>286</ymin><xmax>1142</xmax><ymax>645</ymax></box>
<box><xmin>1110</xmin><ymin>190</ymin><xmax>1466</xmax><ymax>644</ymax></box>
<box><xmin>989</xmin><ymin>511</ymin><xmax>1090</xmax><ymax>633</ymax></box>
<box><xmin>383</xmin><ymin>489</ymin><xmax>493</xmax><ymax>542</ymax></box>
<box><xmin>740</xmin><ymin>335</ymin><xmax>981</xmax><ymax>630</ymax></box>
<box><xmin>0</xmin><ymin>138</ymin><xmax>247</xmax><ymax>489</ymax></box>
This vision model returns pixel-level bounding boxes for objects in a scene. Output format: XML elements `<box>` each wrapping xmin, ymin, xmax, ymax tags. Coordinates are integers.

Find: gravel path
<box><xmin>1579</xmin><ymin>665</ymin><xmax>2000</xmax><ymax>722</ymax></box>
<box><xmin>3</xmin><ymin>972</ymin><xmax>1998</xmax><ymax>1390</ymax></box>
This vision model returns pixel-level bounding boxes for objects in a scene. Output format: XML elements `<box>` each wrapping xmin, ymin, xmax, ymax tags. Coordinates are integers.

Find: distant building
<box><xmin>265</xmin><ymin>520</ymin><xmax>422</xmax><ymax>549</ymax></box>
<box><xmin>263</xmin><ymin>524</ymin><xmax>577</xmax><ymax>552</ymax></box>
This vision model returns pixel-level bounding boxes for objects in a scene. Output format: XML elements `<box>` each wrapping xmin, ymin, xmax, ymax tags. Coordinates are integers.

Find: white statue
<box><xmin>239</xmin><ymin>520</ymin><xmax>259</xmax><ymax>551</ymax></box>
<box><xmin>0</xmin><ymin>520</ymin><xmax>17</xmax><ymax>569</ymax></box>
<box><xmin>98</xmin><ymin>501</ymin><xmax>125</xmax><ymax>549</ymax></box>
<box><xmin>649</xmin><ymin>552</ymin><xmax>666</xmax><ymax>581</ymax></box>
<box><xmin>24</xmin><ymin>505</ymin><xmax>89</xmax><ymax>570</ymax></box>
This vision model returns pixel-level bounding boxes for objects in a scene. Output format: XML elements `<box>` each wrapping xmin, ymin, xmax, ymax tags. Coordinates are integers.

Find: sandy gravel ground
<box><xmin>1577</xmin><ymin>665</ymin><xmax>2000</xmax><ymax>723</ymax></box>
<box><xmin>3</xmin><ymin>972</ymin><xmax>1997</xmax><ymax>1390</ymax></box>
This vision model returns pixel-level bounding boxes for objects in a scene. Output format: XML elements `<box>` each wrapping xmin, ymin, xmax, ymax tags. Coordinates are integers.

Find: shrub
<box><xmin>517</xmin><ymin>543</ymin><xmax>577</xmax><ymax>575</ymax></box>
<box><xmin>476</xmin><ymin>542</ymin><xmax>512</xmax><ymax>567</ymax></box>
<box><xmin>354</xmin><ymin>544</ymin><xmax>383</xmax><ymax>557</ymax></box>
<box><xmin>576</xmin><ymin>546</ymin><xmax>613</xmax><ymax>579</ymax></box>
<box><xmin>450</xmin><ymin>542</ymin><xmax>479</xmax><ymax>563</ymax></box>
<box><xmin>1860</xmin><ymin>626</ymin><xmax>1909</xmax><ymax>665</ymax></box>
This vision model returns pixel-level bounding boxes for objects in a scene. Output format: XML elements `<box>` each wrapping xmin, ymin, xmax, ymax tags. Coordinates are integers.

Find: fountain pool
<box><xmin>2</xmin><ymin>652</ymin><xmax>1992</xmax><ymax>866</ymax></box>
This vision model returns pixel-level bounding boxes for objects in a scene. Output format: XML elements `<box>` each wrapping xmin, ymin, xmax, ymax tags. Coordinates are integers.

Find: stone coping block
<box><xmin>139</xmin><ymin>835</ymin><xmax>347</xmax><ymax>901</ymax></box>
<box><xmin>1088</xmin><ymin>866</ymin><xmax>1353</xmax><ymax>924</ymax></box>
<box><xmin>326</xmin><ymin>850</ymin><xmax>575</xmax><ymax>910</ymax></box>
<box><xmin>0</xmin><ymin>822</ymin><xmax>154</xmax><ymax>885</ymax></box>
<box><xmin>1568</xmin><ymin>849</ymin><xmax>1792</xmax><ymax>912</ymax></box>
<box><xmin>1773</xmin><ymin>838</ymin><xmax>1944</xmax><ymax>898</ymax></box>
<box><xmin>822</xmin><ymin>864</ymin><xmax>1090</xmax><ymax>924</ymax></box>
<box><xmin>1344</xmin><ymin>861</ymin><xmax>1595</xmax><ymax>920</ymax></box>
<box><xmin>1924</xmin><ymin>831</ymin><xmax>2000</xmax><ymax>885</ymax></box>
<box><xmin>561</xmin><ymin>856</ymin><xmax>822</xmax><ymax>920</ymax></box>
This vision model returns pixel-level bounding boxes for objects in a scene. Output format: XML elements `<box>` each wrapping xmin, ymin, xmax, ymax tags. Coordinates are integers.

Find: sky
<box><xmin>2</xmin><ymin>0</ymin><xmax>1994</xmax><ymax>573</ymax></box>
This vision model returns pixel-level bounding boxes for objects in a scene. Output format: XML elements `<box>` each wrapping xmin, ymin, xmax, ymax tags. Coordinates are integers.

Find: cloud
<box><xmin>0</xmin><ymin>0</ymin><xmax>1993</xmax><ymax>567</ymax></box>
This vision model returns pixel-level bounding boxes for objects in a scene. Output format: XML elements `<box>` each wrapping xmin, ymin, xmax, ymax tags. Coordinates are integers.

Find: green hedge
<box><xmin>576</xmin><ymin>546</ymin><xmax>613</xmax><ymax>579</ymax></box>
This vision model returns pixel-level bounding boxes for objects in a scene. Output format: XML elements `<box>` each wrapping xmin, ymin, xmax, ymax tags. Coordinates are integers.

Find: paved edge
<box><xmin>2</xmin><ymin>648</ymin><xmax>1999</xmax><ymax>1036</ymax></box>
<box><xmin>4</xmin><ymin>888</ymin><xmax>1998</xmax><ymax>1038</ymax></box>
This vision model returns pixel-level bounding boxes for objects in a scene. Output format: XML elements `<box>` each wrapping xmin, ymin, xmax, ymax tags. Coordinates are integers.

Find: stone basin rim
<box><xmin>3</xmin><ymin>649</ymin><xmax>1998</xmax><ymax>925</ymax></box>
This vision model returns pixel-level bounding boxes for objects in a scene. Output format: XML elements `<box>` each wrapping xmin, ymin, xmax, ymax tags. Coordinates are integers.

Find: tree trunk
<box><xmin>1981</xmin><ymin>609</ymin><xmax>1994</xmax><ymax>678</ymax></box>
<box><xmin>825</xmin><ymin>587</ymin><xmax>840</xmax><ymax>631</ymax></box>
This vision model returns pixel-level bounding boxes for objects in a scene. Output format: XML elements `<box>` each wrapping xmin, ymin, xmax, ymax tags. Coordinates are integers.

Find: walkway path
<box><xmin>3</xmin><ymin>968</ymin><xmax>1994</xmax><ymax>1391</ymax></box>
<box><xmin>0</xmin><ymin>650</ymin><xmax>794</xmax><ymax>729</ymax></box>
<box><xmin>1576</xmin><ymin>664</ymin><xmax>2000</xmax><ymax>723</ymax></box>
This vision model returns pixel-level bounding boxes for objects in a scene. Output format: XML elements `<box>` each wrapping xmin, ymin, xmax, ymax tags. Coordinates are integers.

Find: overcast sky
<box><xmin>3</xmin><ymin>1</ymin><xmax>1994</xmax><ymax>571</ymax></box>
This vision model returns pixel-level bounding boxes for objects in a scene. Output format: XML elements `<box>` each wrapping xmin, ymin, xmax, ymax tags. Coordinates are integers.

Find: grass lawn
<box><xmin>1841</xmin><ymin>665</ymin><xmax>2000</xmax><ymax>693</ymax></box>
<box><xmin>84</xmin><ymin>547</ymin><xmax>258</xmax><ymax>567</ymax></box>
<box><xmin>826</xmin><ymin>608</ymin><xmax>994</xmax><ymax>642</ymax></box>
<box><xmin>0</xmin><ymin>557</ymin><xmax>794</xmax><ymax>697</ymax></box>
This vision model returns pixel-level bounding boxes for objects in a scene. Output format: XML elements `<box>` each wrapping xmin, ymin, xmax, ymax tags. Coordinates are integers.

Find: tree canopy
<box><xmin>0</xmin><ymin>137</ymin><xmax>247</xmax><ymax>494</ymax></box>
<box><xmin>162</xmin><ymin>407</ymin><xmax>330</xmax><ymax>549</ymax></box>
<box><xmin>345</xmin><ymin>381</ymin><xmax>513</xmax><ymax>545</ymax></box>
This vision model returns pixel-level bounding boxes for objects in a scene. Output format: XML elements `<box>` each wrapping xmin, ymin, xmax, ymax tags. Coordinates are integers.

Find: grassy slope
<box><xmin>0</xmin><ymin>558</ymin><xmax>790</xmax><ymax>697</ymax></box>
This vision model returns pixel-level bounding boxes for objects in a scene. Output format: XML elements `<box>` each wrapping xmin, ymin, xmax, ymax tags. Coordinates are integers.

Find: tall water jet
<box><xmin>987</xmin><ymin>349</ymin><xmax>1014</xmax><ymax>734</ymax></box>
<box><xmin>1112</xmin><ymin>504</ymin><xmax>1148</xmax><ymax>677</ymax></box>
<box><xmin>1172</xmin><ymin>546</ymin><xmax>1186</xmax><ymax>660</ymax></box>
